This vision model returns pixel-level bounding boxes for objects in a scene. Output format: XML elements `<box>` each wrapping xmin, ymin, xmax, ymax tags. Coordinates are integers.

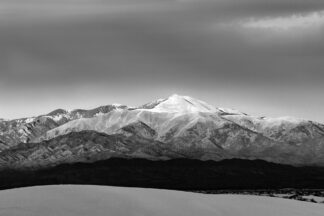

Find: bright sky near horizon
<box><xmin>1</xmin><ymin>0</ymin><xmax>324</xmax><ymax>123</ymax></box>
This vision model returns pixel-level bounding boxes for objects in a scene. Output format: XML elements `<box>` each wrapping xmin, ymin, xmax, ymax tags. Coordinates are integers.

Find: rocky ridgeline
<box><xmin>0</xmin><ymin>94</ymin><xmax>324</xmax><ymax>168</ymax></box>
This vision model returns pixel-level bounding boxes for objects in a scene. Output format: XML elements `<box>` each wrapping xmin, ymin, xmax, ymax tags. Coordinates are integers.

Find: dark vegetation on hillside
<box><xmin>1</xmin><ymin>158</ymin><xmax>324</xmax><ymax>191</ymax></box>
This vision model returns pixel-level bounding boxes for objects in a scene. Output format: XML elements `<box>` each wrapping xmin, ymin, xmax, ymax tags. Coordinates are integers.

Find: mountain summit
<box><xmin>141</xmin><ymin>94</ymin><xmax>219</xmax><ymax>113</ymax></box>
<box><xmin>0</xmin><ymin>94</ymin><xmax>324</xmax><ymax>168</ymax></box>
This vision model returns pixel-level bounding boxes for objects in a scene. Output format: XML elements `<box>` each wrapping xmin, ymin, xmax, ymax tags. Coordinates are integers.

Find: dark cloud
<box><xmin>1</xmin><ymin>0</ymin><xmax>324</xmax><ymax>122</ymax></box>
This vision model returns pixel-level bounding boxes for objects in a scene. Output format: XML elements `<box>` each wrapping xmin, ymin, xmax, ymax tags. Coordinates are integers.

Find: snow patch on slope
<box><xmin>224</xmin><ymin>115</ymin><xmax>306</xmax><ymax>130</ymax></box>
<box><xmin>218</xmin><ymin>107</ymin><xmax>246</xmax><ymax>115</ymax></box>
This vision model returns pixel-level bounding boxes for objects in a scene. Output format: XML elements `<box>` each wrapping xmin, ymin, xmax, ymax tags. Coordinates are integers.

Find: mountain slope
<box><xmin>0</xmin><ymin>104</ymin><xmax>127</xmax><ymax>149</ymax></box>
<box><xmin>1</xmin><ymin>127</ymin><xmax>323</xmax><ymax>169</ymax></box>
<box><xmin>37</xmin><ymin>95</ymin><xmax>324</xmax><ymax>166</ymax></box>
<box><xmin>0</xmin><ymin>131</ymin><xmax>173</xmax><ymax>169</ymax></box>
<box><xmin>1</xmin><ymin>94</ymin><xmax>324</xmax><ymax>166</ymax></box>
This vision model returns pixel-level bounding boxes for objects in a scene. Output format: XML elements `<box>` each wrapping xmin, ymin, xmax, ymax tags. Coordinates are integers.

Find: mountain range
<box><xmin>1</xmin><ymin>94</ymin><xmax>324</xmax><ymax>169</ymax></box>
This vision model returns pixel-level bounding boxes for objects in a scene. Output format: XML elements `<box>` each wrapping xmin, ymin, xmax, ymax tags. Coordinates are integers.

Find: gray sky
<box><xmin>1</xmin><ymin>0</ymin><xmax>324</xmax><ymax>122</ymax></box>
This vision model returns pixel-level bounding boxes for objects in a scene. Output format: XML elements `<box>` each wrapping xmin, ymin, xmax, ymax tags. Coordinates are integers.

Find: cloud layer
<box><xmin>242</xmin><ymin>11</ymin><xmax>324</xmax><ymax>31</ymax></box>
<box><xmin>1</xmin><ymin>0</ymin><xmax>324</xmax><ymax>123</ymax></box>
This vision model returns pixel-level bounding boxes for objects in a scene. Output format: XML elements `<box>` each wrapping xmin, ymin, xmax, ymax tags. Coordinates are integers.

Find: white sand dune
<box><xmin>0</xmin><ymin>185</ymin><xmax>323</xmax><ymax>216</ymax></box>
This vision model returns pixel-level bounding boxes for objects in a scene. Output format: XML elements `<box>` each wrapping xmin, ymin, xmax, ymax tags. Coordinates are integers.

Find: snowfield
<box><xmin>0</xmin><ymin>185</ymin><xmax>323</xmax><ymax>216</ymax></box>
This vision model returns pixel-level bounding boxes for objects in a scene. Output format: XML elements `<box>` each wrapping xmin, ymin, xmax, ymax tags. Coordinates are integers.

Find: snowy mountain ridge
<box><xmin>1</xmin><ymin>94</ymin><xmax>324</xmax><ymax>167</ymax></box>
<box><xmin>43</xmin><ymin>94</ymin><xmax>311</xmax><ymax>141</ymax></box>
<box><xmin>0</xmin><ymin>104</ymin><xmax>128</xmax><ymax>149</ymax></box>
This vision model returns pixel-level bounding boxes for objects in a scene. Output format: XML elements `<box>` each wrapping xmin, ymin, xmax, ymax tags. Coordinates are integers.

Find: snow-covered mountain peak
<box><xmin>145</xmin><ymin>94</ymin><xmax>219</xmax><ymax>113</ymax></box>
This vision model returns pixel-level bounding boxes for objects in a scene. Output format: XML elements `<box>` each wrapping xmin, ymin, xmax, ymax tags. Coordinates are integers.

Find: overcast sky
<box><xmin>1</xmin><ymin>0</ymin><xmax>324</xmax><ymax>122</ymax></box>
